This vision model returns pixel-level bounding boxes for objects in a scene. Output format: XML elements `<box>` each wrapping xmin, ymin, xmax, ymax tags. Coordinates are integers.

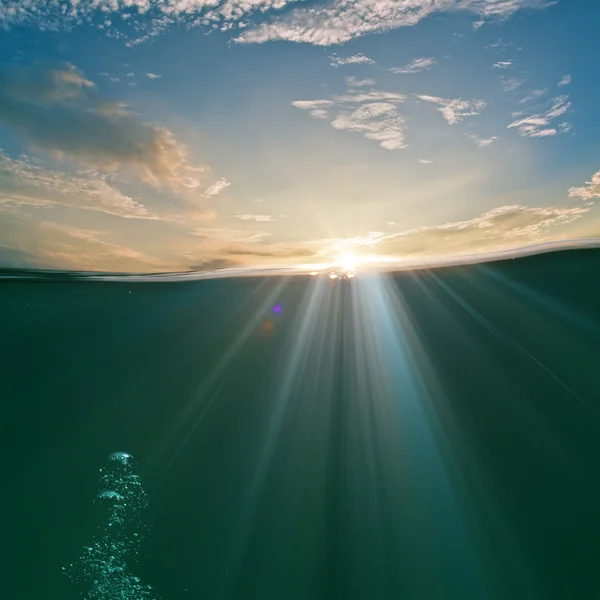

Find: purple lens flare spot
<box><xmin>272</xmin><ymin>304</ymin><xmax>282</xmax><ymax>314</ymax></box>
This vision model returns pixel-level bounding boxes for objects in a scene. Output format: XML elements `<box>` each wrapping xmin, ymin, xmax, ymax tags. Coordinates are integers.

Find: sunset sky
<box><xmin>0</xmin><ymin>0</ymin><xmax>599</xmax><ymax>273</ymax></box>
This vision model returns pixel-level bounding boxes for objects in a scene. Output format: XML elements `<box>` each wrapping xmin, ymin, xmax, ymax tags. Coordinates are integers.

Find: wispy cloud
<box><xmin>0</xmin><ymin>62</ymin><xmax>200</xmax><ymax>186</ymax></box>
<box><xmin>501</xmin><ymin>76</ymin><xmax>526</xmax><ymax>92</ymax></box>
<box><xmin>329</xmin><ymin>54</ymin><xmax>375</xmax><ymax>67</ymax></box>
<box><xmin>293</xmin><ymin>90</ymin><xmax>407</xmax><ymax>150</ymax></box>
<box><xmin>0</xmin><ymin>0</ymin><xmax>556</xmax><ymax>47</ymax></box>
<box><xmin>202</xmin><ymin>177</ymin><xmax>231</xmax><ymax>197</ymax></box>
<box><xmin>417</xmin><ymin>95</ymin><xmax>486</xmax><ymax>125</ymax></box>
<box><xmin>518</xmin><ymin>89</ymin><xmax>547</xmax><ymax>104</ymax></box>
<box><xmin>569</xmin><ymin>170</ymin><xmax>600</xmax><ymax>202</ymax></box>
<box><xmin>390</xmin><ymin>57</ymin><xmax>437</xmax><ymax>74</ymax></box>
<box><xmin>146</xmin><ymin>73</ymin><xmax>161</xmax><ymax>79</ymax></box>
<box><xmin>294</xmin><ymin>89</ymin><xmax>486</xmax><ymax>149</ymax></box>
<box><xmin>345</xmin><ymin>76</ymin><xmax>376</xmax><ymax>88</ymax></box>
<box><xmin>493</xmin><ymin>61</ymin><xmax>513</xmax><ymax>69</ymax></box>
<box><xmin>235</xmin><ymin>0</ymin><xmax>554</xmax><ymax>46</ymax></box>
<box><xmin>188</xmin><ymin>227</ymin><xmax>270</xmax><ymax>244</ymax></box>
<box><xmin>33</xmin><ymin>222</ymin><xmax>170</xmax><ymax>272</ymax></box>
<box><xmin>379</xmin><ymin>203</ymin><xmax>589</xmax><ymax>258</ymax></box>
<box><xmin>508</xmin><ymin>95</ymin><xmax>572</xmax><ymax>138</ymax></box>
<box><xmin>0</xmin><ymin>151</ymin><xmax>155</xmax><ymax>219</ymax></box>
<box><xmin>467</xmin><ymin>134</ymin><xmax>497</xmax><ymax>147</ymax></box>
<box><xmin>558</xmin><ymin>74</ymin><xmax>572</xmax><ymax>86</ymax></box>
<box><xmin>233</xmin><ymin>213</ymin><xmax>275</xmax><ymax>222</ymax></box>
<box><xmin>321</xmin><ymin>202</ymin><xmax>589</xmax><ymax>260</ymax></box>
<box><xmin>418</xmin><ymin>159</ymin><xmax>433</xmax><ymax>164</ymax></box>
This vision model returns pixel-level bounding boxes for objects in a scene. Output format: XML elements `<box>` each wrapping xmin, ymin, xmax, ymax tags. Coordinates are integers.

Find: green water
<box><xmin>2</xmin><ymin>249</ymin><xmax>600</xmax><ymax>600</ymax></box>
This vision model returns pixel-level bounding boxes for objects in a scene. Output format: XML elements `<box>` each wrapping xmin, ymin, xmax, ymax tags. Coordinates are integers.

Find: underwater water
<box><xmin>2</xmin><ymin>248</ymin><xmax>600</xmax><ymax>600</ymax></box>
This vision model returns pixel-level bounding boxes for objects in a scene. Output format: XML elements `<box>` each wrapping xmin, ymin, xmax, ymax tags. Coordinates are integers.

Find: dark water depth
<box><xmin>2</xmin><ymin>249</ymin><xmax>600</xmax><ymax>600</ymax></box>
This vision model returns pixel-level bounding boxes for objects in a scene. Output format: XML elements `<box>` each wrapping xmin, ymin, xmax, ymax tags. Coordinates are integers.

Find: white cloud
<box><xmin>0</xmin><ymin>62</ymin><xmax>200</xmax><ymax>186</ymax></box>
<box><xmin>294</xmin><ymin>89</ymin><xmax>486</xmax><ymax>149</ymax></box>
<box><xmin>508</xmin><ymin>95</ymin><xmax>572</xmax><ymax>138</ymax></box>
<box><xmin>235</xmin><ymin>0</ymin><xmax>554</xmax><ymax>46</ymax></box>
<box><xmin>558</xmin><ymin>74</ymin><xmax>572</xmax><ymax>86</ymax></box>
<box><xmin>202</xmin><ymin>177</ymin><xmax>231</xmax><ymax>197</ymax></box>
<box><xmin>0</xmin><ymin>0</ymin><xmax>556</xmax><ymax>47</ymax></box>
<box><xmin>493</xmin><ymin>61</ymin><xmax>513</xmax><ymax>68</ymax></box>
<box><xmin>234</xmin><ymin>213</ymin><xmax>275</xmax><ymax>221</ymax></box>
<box><xmin>569</xmin><ymin>170</ymin><xmax>600</xmax><ymax>202</ymax></box>
<box><xmin>518</xmin><ymin>89</ymin><xmax>547</xmax><ymax>104</ymax></box>
<box><xmin>329</xmin><ymin>54</ymin><xmax>376</xmax><ymax>67</ymax></box>
<box><xmin>501</xmin><ymin>77</ymin><xmax>526</xmax><ymax>92</ymax></box>
<box><xmin>390</xmin><ymin>57</ymin><xmax>437</xmax><ymax>74</ymax></box>
<box><xmin>332</xmin><ymin>103</ymin><xmax>408</xmax><ymax>150</ymax></box>
<box><xmin>418</xmin><ymin>159</ymin><xmax>433</xmax><ymax>164</ymax></box>
<box><xmin>468</xmin><ymin>134</ymin><xmax>497</xmax><ymax>147</ymax></box>
<box><xmin>346</xmin><ymin>76</ymin><xmax>376</xmax><ymax>87</ymax></box>
<box><xmin>293</xmin><ymin>90</ymin><xmax>407</xmax><ymax>150</ymax></box>
<box><xmin>0</xmin><ymin>151</ymin><xmax>155</xmax><ymax>219</ymax></box>
<box><xmin>417</xmin><ymin>95</ymin><xmax>486</xmax><ymax>125</ymax></box>
<box><xmin>146</xmin><ymin>73</ymin><xmax>161</xmax><ymax>79</ymax></box>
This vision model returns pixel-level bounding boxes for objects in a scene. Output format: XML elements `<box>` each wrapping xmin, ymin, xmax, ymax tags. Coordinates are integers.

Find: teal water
<box><xmin>2</xmin><ymin>249</ymin><xmax>600</xmax><ymax>600</ymax></box>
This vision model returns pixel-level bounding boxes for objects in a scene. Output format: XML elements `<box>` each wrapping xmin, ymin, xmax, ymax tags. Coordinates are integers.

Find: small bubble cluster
<box><xmin>63</xmin><ymin>452</ymin><xmax>158</xmax><ymax>600</ymax></box>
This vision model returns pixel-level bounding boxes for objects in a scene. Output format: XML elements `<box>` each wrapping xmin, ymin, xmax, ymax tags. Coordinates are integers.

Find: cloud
<box><xmin>293</xmin><ymin>90</ymin><xmax>407</xmax><ymax>150</ymax></box>
<box><xmin>294</xmin><ymin>88</ymin><xmax>486</xmax><ymax>148</ymax></box>
<box><xmin>225</xmin><ymin>245</ymin><xmax>315</xmax><ymax>258</ymax></box>
<box><xmin>569</xmin><ymin>170</ymin><xmax>600</xmax><ymax>202</ymax></box>
<box><xmin>379</xmin><ymin>203</ymin><xmax>589</xmax><ymax>258</ymax></box>
<box><xmin>391</xmin><ymin>57</ymin><xmax>437</xmax><ymax>75</ymax></box>
<box><xmin>508</xmin><ymin>94</ymin><xmax>572</xmax><ymax>138</ymax></box>
<box><xmin>0</xmin><ymin>0</ymin><xmax>556</xmax><ymax>47</ymax></box>
<box><xmin>418</xmin><ymin>159</ymin><xmax>433</xmax><ymax>164</ymax></box>
<box><xmin>467</xmin><ymin>134</ymin><xmax>497</xmax><ymax>147</ymax></box>
<box><xmin>188</xmin><ymin>227</ymin><xmax>271</xmax><ymax>244</ymax></box>
<box><xmin>501</xmin><ymin>76</ymin><xmax>526</xmax><ymax>92</ymax></box>
<box><xmin>558</xmin><ymin>74</ymin><xmax>571</xmax><ymax>86</ymax></box>
<box><xmin>0</xmin><ymin>62</ymin><xmax>198</xmax><ymax>185</ymax></box>
<box><xmin>32</xmin><ymin>222</ymin><xmax>170</xmax><ymax>272</ymax></box>
<box><xmin>202</xmin><ymin>177</ymin><xmax>231</xmax><ymax>197</ymax></box>
<box><xmin>329</xmin><ymin>54</ymin><xmax>376</xmax><ymax>67</ymax></box>
<box><xmin>493</xmin><ymin>61</ymin><xmax>513</xmax><ymax>68</ymax></box>
<box><xmin>318</xmin><ymin>202</ymin><xmax>589</xmax><ymax>260</ymax></box>
<box><xmin>518</xmin><ymin>89</ymin><xmax>547</xmax><ymax>104</ymax></box>
<box><xmin>184</xmin><ymin>258</ymin><xmax>242</xmax><ymax>272</ymax></box>
<box><xmin>0</xmin><ymin>151</ymin><xmax>155</xmax><ymax>219</ymax></box>
<box><xmin>417</xmin><ymin>95</ymin><xmax>486</xmax><ymax>125</ymax></box>
<box><xmin>346</xmin><ymin>76</ymin><xmax>376</xmax><ymax>87</ymax></box>
<box><xmin>235</xmin><ymin>0</ymin><xmax>554</xmax><ymax>46</ymax></box>
<box><xmin>233</xmin><ymin>213</ymin><xmax>275</xmax><ymax>221</ymax></box>
<box><xmin>331</xmin><ymin>103</ymin><xmax>408</xmax><ymax>150</ymax></box>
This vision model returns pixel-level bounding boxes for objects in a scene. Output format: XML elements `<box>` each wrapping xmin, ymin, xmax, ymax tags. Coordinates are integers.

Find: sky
<box><xmin>0</xmin><ymin>0</ymin><xmax>599</xmax><ymax>273</ymax></box>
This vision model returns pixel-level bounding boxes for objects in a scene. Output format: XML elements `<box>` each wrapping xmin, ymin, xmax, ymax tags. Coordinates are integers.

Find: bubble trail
<box><xmin>63</xmin><ymin>452</ymin><xmax>159</xmax><ymax>600</ymax></box>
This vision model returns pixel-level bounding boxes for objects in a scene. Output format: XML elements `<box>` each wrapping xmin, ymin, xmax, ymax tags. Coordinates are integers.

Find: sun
<box><xmin>338</xmin><ymin>252</ymin><xmax>358</xmax><ymax>272</ymax></box>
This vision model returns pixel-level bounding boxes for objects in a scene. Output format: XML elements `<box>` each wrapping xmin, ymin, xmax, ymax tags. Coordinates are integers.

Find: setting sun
<box><xmin>338</xmin><ymin>252</ymin><xmax>358</xmax><ymax>272</ymax></box>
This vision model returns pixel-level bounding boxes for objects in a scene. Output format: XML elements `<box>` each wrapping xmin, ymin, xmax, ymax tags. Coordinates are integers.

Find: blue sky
<box><xmin>0</xmin><ymin>0</ymin><xmax>599</xmax><ymax>272</ymax></box>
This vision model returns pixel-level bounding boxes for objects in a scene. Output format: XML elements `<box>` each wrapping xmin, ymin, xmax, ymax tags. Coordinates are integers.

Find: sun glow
<box><xmin>338</xmin><ymin>252</ymin><xmax>358</xmax><ymax>272</ymax></box>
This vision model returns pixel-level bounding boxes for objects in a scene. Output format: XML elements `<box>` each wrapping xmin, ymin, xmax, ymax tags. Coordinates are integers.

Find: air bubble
<box><xmin>97</xmin><ymin>490</ymin><xmax>123</xmax><ymax>501</ymax></box>
<box><xmin>108</xmin><ymin>451</ymin><xmax>133</xmax><ymax>465</ymax></box>
<box><xmin>63</xmin><ymin>452</ymin><xmax>158</xmax><ymax>600</ymax></box>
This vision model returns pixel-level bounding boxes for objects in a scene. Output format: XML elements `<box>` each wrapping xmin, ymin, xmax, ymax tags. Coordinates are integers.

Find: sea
<box><xmin>2</xmin><ymin>248</ymin><xmax>600</xmax><ymax>600</ymax></box>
